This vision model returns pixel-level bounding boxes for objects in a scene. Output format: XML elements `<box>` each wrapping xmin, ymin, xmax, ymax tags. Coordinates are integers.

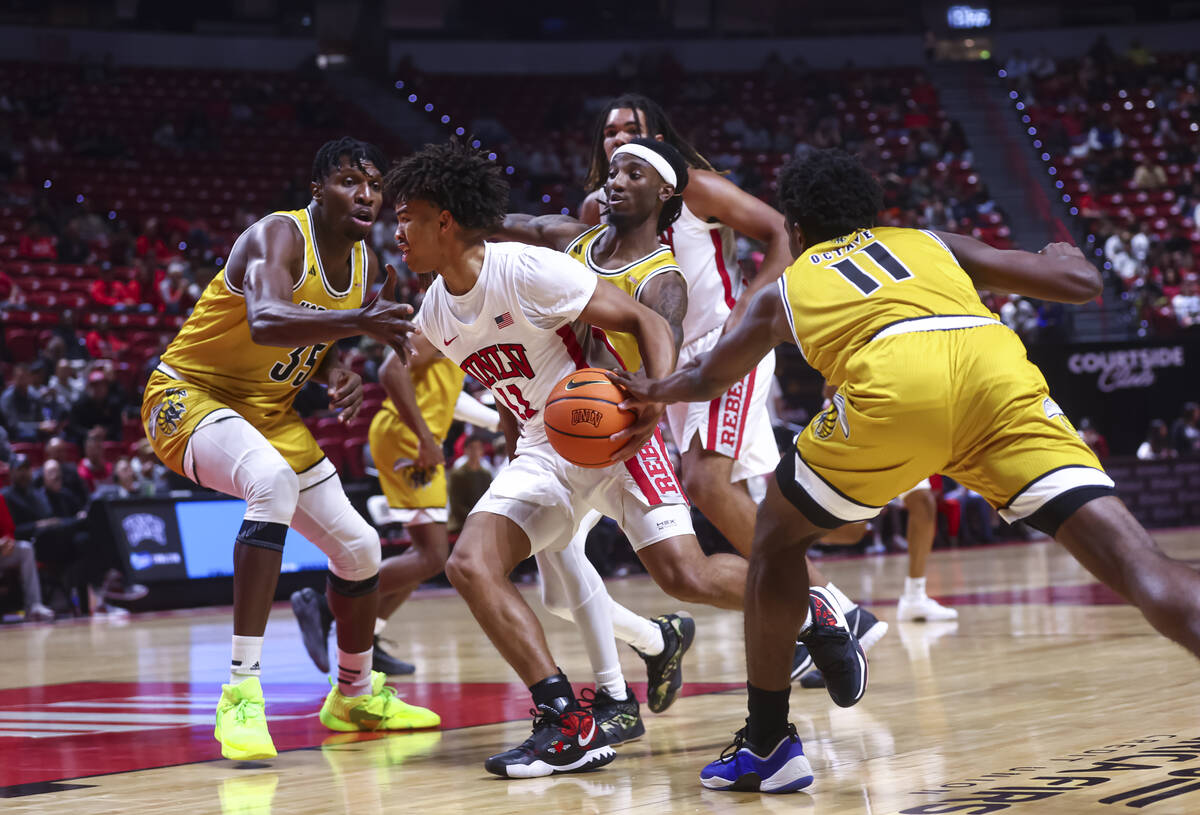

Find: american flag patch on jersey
<box><xmin>494</xmin><ymin>312</ymin><xmax>514</xmax><ymax>329</ymax></box>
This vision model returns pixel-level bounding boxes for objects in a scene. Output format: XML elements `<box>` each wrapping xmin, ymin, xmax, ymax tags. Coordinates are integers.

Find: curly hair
<box><xmin>777</xmin><ymin>149</ymin><xmax>883</xmax><ymax>245</ymax></box>
<box><xmin>311</xmin><ymin>137</ymin><xmax>386</xmax><ymax>183</ymax></box>
<box><xmin>584</xmin><ymin>93</ymin><xmax>716</xmax><ymax>191</ymax></box>
<box><xmin>383</xmin><ymin>141</ymin><xmax>509</xmax><ymax>231</ymax></box>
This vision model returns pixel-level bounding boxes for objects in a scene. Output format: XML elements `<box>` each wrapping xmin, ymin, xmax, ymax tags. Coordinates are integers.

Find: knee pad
<box><xmin>294</xmin><ymin>477</ymin><xmax>381</xmax><ymax>582</ymax></box>
<box><xmin>235</xmin><ymin>520</ymin><xmax>288</xmax><ymax>553</ymax></box>
<box><xmin>328</xmin><ymin>571</ymin><xmax>379</xmax><ymax>598</ymax></box>
<box><xmin>240</xmin><ymin>455</ymin><xmax>299</xmax><ymax>525</ymax></box>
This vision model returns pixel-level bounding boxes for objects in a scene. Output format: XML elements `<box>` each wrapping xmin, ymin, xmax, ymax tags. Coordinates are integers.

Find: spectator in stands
<box><xmin>1138</xmin><ymin>419</ymin><xmax>1177</xmax><ymax>460</ymax></box>
<box><xmin>50</xmin><ymin>311</ymin><xmax>91</xmax><ymax>361</ymax></box>
<box><xmin>90</xmin><ymin>266</ymin><xmax>141</xmax><ymax>311</ymax></box>
<box><xmin>357</xmin><ymin>337</ymin><xmax>386</xmax><ymax>383</ymax></box>
<box><xmin>1086</xmin><ymin>118</ymin><xmax>1124</xmax><ymax>153</ymax></box>
<box><xmin>17</xmin><ymin>219</ymin><xmax>57</xmax><ymax>261</ymax></box>
<box><xmin>999</xmin><ymin>296</ymin><xmax>1040</xmax><ymax>341</ymax></box>
<box><xmin>0</xmin><ymin>424</ymin><xmax>11</xmax><ymax>464</ymax></box>
<box><xmin>28</xmin><ymin>122</ymin><xmax>63</xmax><ymax>154</ymax></box>
<box><xmin>76</xmin><ymin>426</ymin><xmax>112</xmax><ymax>493</ymax></box>
<box><xmin>1</xmin><ymin>363</ymin><xmax>49</xmax><ymax>442</ymax></box>
<box><xmin>43</xmin><ymin>358</ymin><xmax>83</xmax><ymax>411</ymax></box>
<box><xmin>1172</xmin><ymin>275</ymin><xmax>1200</xmax><ymax>329</ymax></box>
<box><xmin>68</xmin><ymin>373</ymin><xmax>123</xmax><ymax>444</ymax></box>
<box><xmin>0</xmin><ymin>268</ymin><xmax>22</xmax><ymax>307</ymax></box>
<box><xmin>92</xmin><ymin>458</ymin><xmax>150</xmax><ymax>499</ymax></box>
<box><xmin>130</xmin><ymin>439</ymin><xmax>169</xmax><ymax>495</ymax></box>
<box><xmin>40</xmin><ymin>437</ymin><xmax>87</xmax><ymax>501</ymax></box>
<box><xmin>0</xmin><ymin>492</ymin><xmax>54</xmax><ymax>622</ymax></box>
<box><xmin>447</xmin><ymin>435</ymin><xmax>496</xmax><ymax>534</ymax></box>
<box><xmin>1104</xmin><ymin>229</ymin><xmax>1141</xmax><ymax>283</ymax></box>
<box><xmin>1171</xmin><ymin>402</ymin><xmax>1200</xmax><ymax>455</ymax></box>
<box><xmin>158</xmin><ymin>261</ymin><xmax>190</xmax><ymax>315</ymax></box>
<box><xmin>135</xmin><ymin>217</ymin><xmax>168</xmax><ymax>264</ymax></box>
<box><xmin>1077</xmin><ymin>417</ymin><xmax>1110</xmax><ymax>460</ymax></box>
<box><xmin>1003</xmin><ymin>50</ymin><xmax>1031</xmax><ymax>81</ymax></box>
<box><xmin>83</xmin><ymin>314</ymin><xmax>127</xmax><ymax>360</ymax></box>
<box><xmin>1132</xmin><ymin>158</ymin><xmax>1168</xmax><ymax>190</ymax></box>
<box><xmin>1126</xmin><ymin>38</ymin><xmax>1155</xmax><ymax>67</ymax></box>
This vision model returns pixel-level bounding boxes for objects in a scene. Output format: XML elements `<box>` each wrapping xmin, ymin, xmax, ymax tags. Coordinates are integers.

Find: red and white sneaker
<box><xmin>484</xmin><ymin>704</ymin><xmax>616</xmax><ymax>778</ymax></box>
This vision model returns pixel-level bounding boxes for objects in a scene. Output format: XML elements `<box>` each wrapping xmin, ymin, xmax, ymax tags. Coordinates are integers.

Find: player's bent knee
<box><xmin>235</xmin><ymin>520</ymin><xmax>288</xmax><ymax>554</ymax></box>
<box><xmin>444</xmin><ymin>549</ymin><xmax>483</xmax><ymax>592</ymax></box>
<box><xmin>242</xmin><ymin>458</ymin><xmax>299</xmax><ymax>524</ymax></box>
<box><xmin>326</xmin><ymin>524</ymin><xmax>382</xmax><ymax>583</ymax></box>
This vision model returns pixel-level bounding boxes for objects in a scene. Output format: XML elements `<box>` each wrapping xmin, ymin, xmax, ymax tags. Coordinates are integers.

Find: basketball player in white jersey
<box><xmin>580</xmin><ymin>94</ymin><xmax>888</xmax><ymax>675</ymax></box>
<box><xmin>383</xmin><ymin>141</ymin><xmax>756</xmax><ymax>778</ymax></box>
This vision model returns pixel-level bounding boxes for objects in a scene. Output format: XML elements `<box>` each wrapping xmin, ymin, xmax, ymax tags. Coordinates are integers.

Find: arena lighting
<box><xmin>107</xmin><ymin>211</ymin><xmax>116</xmax><ymax>219</ymax></box>
<box><xmin>424</xmin><ymin>103</ymin><xmax>433</xmax><ymax>112</ymax></box>
<box><xmin>455</xmin><ymin>127</ymin><xmax>465</xmax><ymax>135</ymax></box>
<box><xmin>560</xmin><ymin>208</ymin><xmax>570</xmax><ymax>215</ymax></box>
<box><xmin>407</xmin><ymin>94</ymin><xmax>417</xmax><ymax>103</ymax></box>
<box><xmin>487</xmin><ymin>152</ymin><xmax>497</xmax><ymax>161</ymax></box>
<box><xmin>541</xmin><ymin>194</ymin><xmax>551</xmax><ymax>203</ymax></box>
<box><xmin>441</xmin><ymin>115</ymin><xmax>450</xmax><ymax>123</ymax></box>
<box><xmin>505</xmin><ymin>166</ymin><xmax>515</xmax><ymax>174</ymax></box>
<box><xmin>471</xmin><ymin>139</ymin><xmax>481</xmax><ymax>148</ymax></box>
<box><xmin>998</xmin><ymin>68</ymin><xmax>1007</xmax><ymax>78</ymax></box>
<box><xmin>394</xmin><ymin>80</ymin><xmax>404</xmax><ymax>89</ymax></box>
<box><xmin>43</xmin><ymin>179</ymin><xmax>51</xmax><ymax>188</ymax></box>
<box><xmin>947</xmin><ymin>4</ymin><xmax>991</xmax><ymax>29</ymax></box>
<box><xmin>75</xmin><ymin>194</ymin><xmax>84</xmax><ymax>203</ymax></box>
<box><xmin>1070</xmin><ymin>207</ymin><xmax>1079</xmax><ymax>215</ymax></box>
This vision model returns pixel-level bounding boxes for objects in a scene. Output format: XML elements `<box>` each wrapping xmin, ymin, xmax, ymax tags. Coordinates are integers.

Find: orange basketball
<box><xmin>544</xmin><ymin>367</ymin><xmax>634</xmax><ymax>468</ymax></box>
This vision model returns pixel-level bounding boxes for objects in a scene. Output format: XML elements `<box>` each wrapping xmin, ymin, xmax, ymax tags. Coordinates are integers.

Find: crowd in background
<box><xmin>1</xmin><ymin>42</ymin><xmax>1198</xmax><ymax>623</ymax></box>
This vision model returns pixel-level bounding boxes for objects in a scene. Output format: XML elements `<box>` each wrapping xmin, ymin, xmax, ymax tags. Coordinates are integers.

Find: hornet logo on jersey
<box><xmin>813</xmin><ymin>392</ymin><xmax>850</xmax><ymax>440</ymax></box>
<box><xmin>1043</xmin><ymin>397</ymin><xmax>1075</xmax><ymax>432</ymax></box>
<box><xmin>148</xmin><ymin>388</ymin><xmax>189</xmax><ymax>440</ymax></box>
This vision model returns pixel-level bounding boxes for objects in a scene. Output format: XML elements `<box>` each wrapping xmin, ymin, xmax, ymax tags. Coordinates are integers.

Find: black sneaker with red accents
<box><xmin>798</xmin><ymin>586</ymin><xmax>868</xmax><ymax>708</ymax></box>
<box><xmin>484</xmin><ymin>704</ymin><xmax>616</xmax><ymax>778</ymax></box>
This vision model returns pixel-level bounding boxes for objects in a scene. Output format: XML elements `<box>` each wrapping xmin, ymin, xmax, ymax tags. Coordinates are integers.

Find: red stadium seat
<box><xmin>341</xmin><ymin>436</ymin><xmax>369</xmax><ymax>480</ymax></box>
<box><xmin>11</xmin><ymin>442</ymin><xmax>44</xmax><ymax>467</ymax></box>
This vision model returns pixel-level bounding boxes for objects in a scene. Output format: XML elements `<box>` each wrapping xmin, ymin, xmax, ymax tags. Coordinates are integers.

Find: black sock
<box><xmin>745</xmin><ymin>682</ymin><xmax>790</xmax><ymax>752</ymax></box>
<box><xmin>529</xmin><ymin>671</ymin><xmax>576</xmax><ymax>715</ymax></box>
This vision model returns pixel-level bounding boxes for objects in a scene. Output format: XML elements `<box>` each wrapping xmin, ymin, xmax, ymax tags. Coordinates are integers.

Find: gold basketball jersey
<box><xmin>378</xmin><ymin>356</ymin><xmax>466</xmax><ymax>442</ymax></box>
<box><xmin>778</xmin><ymin>227</ymin><xmax>995</xmax><ymax>385</ymax></box>
<box><xmin>159</xmin><ymin>208</ymin><xmax>369</xmax><ymax>417</ymax></box>
<box><xmin>564</xmin><ymin>223</ymin><xmax>682</xmax><ymax>371</ymax></box>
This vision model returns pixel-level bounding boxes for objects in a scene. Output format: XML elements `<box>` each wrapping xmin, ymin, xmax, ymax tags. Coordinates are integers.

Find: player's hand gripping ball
<box><xmin>545</xmin><ymin>368</ymin><xmax>635</xmax><ymax>467</ymax></box>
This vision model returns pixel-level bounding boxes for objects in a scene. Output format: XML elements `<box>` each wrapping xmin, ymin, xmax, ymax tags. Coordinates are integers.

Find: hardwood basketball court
<box><xmin>2</xmin><ymin>531</ymin><xmax>1198</xmax><ymax>814</ymax></box>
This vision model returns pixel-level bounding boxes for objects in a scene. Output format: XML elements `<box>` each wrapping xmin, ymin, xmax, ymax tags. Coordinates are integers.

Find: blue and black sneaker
<box><xmin>699</xmin><ymin>724</ymin><xmax>814</xmax><ymax>793</ymax></box>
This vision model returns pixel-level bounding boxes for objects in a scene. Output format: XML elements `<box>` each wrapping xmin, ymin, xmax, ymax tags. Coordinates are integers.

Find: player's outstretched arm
<box><xmin>243</xmin><ymin>223</ymin><xmax>416</xmax><ymax>351</ymax></box>
<box><xmin>936</xmin><ymin>231</ymin><xmax>1102</xmax><ymax>304</ymax></box>
<box><xmin>379</xmin><ymin>333</ymin><xmax>444</xmax><ymax>469</ymax></box>
<box><xmin>686</xmin><ymin>170</ymin><xmax>792</xmax><ymax>329</ymax></box>
<box><xmin>613</xmin><ymin>283</ymin><xmax>790</xmax><ymax>405</ymax></box>
<box><xmin>493</xmin><ymin>213</ymin><xmax>589</xmax><ymax>252</ymax></box>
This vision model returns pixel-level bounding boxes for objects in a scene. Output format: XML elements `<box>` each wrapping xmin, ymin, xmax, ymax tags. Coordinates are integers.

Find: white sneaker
<box><xmin>26</xmin><ymin>603</ymin><xmax>55</xmax><ymax>622</ymax></box>
<box><xmin>896</xmin><ymin>595</ymin><xmax>958</xmax><ymax>622</ymax></box>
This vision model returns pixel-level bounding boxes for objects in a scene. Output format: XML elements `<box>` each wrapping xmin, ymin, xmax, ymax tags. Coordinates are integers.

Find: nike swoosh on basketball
<box><xmin>564</xmin><ymin>379</ymin><xmax>605</xmax><ymax>390</ymax></box>
<box><xmin>443</xmin><ymin>335</ymin><xmax>458</xmax><ymax>346</ymax></box>
<box><xmin>577</xmin><ymin>717</ymin><xmax>596</xmax><ymax>747</ymax></box>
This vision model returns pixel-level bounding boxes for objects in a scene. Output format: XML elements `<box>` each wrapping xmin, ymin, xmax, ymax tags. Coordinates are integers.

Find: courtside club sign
<box><xmin>1067</xmin><ymin>346</ymin><xmax>1185</xmax><ymax>392</ymax></box>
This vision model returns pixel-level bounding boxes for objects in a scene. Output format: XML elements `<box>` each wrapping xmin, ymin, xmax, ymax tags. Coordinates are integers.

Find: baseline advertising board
<box><xmin>1027</xmin><ymin>339</ymin><xmax>1199</xmax><ymax>455</ymax></box>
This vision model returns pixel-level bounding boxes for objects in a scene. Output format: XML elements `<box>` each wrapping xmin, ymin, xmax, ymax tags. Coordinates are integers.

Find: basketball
<box><xmin>544</xmin><ymin>367</ymin><xmax>634</xmax><ymax>468</ymax></box>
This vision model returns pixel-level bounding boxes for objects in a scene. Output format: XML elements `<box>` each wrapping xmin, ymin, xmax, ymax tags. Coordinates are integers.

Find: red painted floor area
<box><xmin>0</xmin><ymin>680</ymin><xmax>742</xmax><ymax>787</ymax></box>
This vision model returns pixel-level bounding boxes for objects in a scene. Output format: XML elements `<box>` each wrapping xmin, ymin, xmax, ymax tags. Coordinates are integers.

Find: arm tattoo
<box><xmin>640</xmin><ymin>271</ymin><xmax>688</xmax><ymax>353</ymax></box>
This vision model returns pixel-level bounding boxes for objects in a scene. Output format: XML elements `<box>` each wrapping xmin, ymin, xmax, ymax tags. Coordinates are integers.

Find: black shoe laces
<box><xmin>718</xmin><ymin>722</ymin><xmax>799</xmax><ymax>763</ymax></box>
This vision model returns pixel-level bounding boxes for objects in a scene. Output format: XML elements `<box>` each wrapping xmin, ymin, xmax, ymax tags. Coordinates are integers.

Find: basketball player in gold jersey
<box><xmin>615</xmin><ymin>148</ymin><xmax>1200</xmax><ymax>793</ymax></box>
<box><xmin>142</xmin><ymin>138</ymin><xmax>438</xmax><ymax>762</ymax></box>
<box><xmin>581</xmin><ymin>95</ymin><xmax>889</xmax><ymax>680</ymax></box>
<box><xmin>291</xmin><ymin>340</ymin><xmax>466</xmax><ymax>676</ymax></box>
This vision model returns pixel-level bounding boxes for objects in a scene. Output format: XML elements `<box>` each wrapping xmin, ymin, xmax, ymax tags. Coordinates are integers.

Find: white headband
<box><xmin>611</xmin><ymin>143</ymin><xmax>677</xmax><ymax>188</ymax></box>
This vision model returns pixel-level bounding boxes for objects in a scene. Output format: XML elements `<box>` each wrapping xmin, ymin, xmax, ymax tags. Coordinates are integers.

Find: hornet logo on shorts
<box><xmin>813</xmin><ymin>392</ymin><xmax>850</xmax><ymax>441</ymax></box>
<box><xmin>148</xmin><ymin>388</ymin><xmax>189</xmax><ymax>440</ymax></box>
<box><xmin>1043</xmin><ymin>397</ymin><xmax>1075</xmax><ymax>432</ymax></box>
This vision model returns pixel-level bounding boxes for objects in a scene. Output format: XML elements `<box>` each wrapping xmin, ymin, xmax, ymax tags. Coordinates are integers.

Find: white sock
<box><xmin>598</xmin><ymin>673</ymin><xmax>627</xmax><ymax>700</ymax></box>
<box><xmin>612</xmin><ymin>602</ymin><xmax>664</xmax><ymax>656</ymax></box>
<box><xmin>230</xmin><ymin>635</ymin><xmax>263</xmax><ymax>685</ymax></box>
<box><xmin>825</xmin><ymin>581</ymin><xmax>857</xmax><ymax>614</ymax></box>
<box><xmin>374</xmin><ymin>617</ymin><xmax>387</xmax><ymax>637</ymax></box>
<box><xmin>336</xmin><ymin>647</ymin><xmax>373</xmax><ymax>697</ymax></box>
<box><xmin>904</xmin><ymin>576</ymin><xmax>927</xmax><ymax>600</ymax></box>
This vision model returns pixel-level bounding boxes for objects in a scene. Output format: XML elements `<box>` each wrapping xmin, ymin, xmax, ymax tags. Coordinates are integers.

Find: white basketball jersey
<box><xmin>660</xmin><ymin>201</ymin><xmax>742</xmax><ymax>347</ymax></box>
<box><xmin>416</xmin><ymin>242</ymin><xmax>598</xmax><ymax>454</ymax></box>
